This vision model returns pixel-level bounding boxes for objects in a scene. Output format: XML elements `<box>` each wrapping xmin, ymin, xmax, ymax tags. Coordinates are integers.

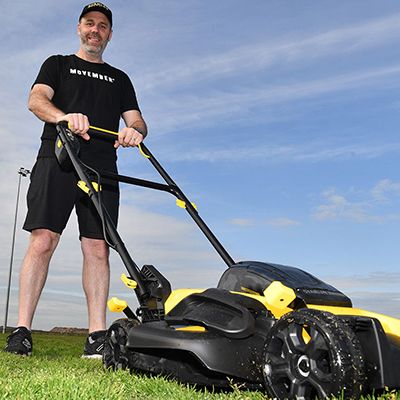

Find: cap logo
<box><xmin>86</xmin><ymin>2</ymin><xmax>110</xmax><ymax>11</ymax></box>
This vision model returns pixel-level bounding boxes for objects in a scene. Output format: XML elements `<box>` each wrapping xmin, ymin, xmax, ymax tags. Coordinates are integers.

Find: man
<box><xmin>4</xmin><ymin>3</ymin><xmax>147</xmax><ymax>358</ymax></box>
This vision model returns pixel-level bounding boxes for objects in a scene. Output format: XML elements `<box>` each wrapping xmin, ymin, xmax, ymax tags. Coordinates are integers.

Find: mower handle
<box><xmin>58</xmin><ymin>120</ymin><xmax>120</xmax><ymax>137</ymax></box>
<box><xmin>57</xmin><ymin>121</ymin><xmax>236</xmax><ymax>268</ymax></box>
<box><xmin>59</xmin><ymin>121</ymin><xmax>151</xmax><ymax>158</ymax></box>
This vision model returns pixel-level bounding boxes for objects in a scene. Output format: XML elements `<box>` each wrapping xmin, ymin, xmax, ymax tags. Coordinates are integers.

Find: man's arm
<box><xmin>28</xmin><ymin>83</ymin><xmax>90</xmax><ymax>139</ymax></box>
<box><xmin>116</xmin><ymin>109</ymin><xmax>148</xmax><ymax>148</ymax></box>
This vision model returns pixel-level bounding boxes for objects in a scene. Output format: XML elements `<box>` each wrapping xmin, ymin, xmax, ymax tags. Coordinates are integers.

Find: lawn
<box><xmin>0</xmin><ymin>331</ymin><xmax>266</xmax><ymax>400</ymax></box>
<box><xmin>0</xmin><ymin>331</ymin><xmax>399</xmax><ymax>400</ymax></box>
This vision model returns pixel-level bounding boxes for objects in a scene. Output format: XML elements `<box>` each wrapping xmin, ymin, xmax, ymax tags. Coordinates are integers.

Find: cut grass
<box><xmin>0</xmin><ymin>331</ymin><xmax>265</xmax><ymax>400</ymax></box>
<box><xmin>0</xmin><ymin>331</ymin><xmax>399</xmax><ymax>399</ymax></box>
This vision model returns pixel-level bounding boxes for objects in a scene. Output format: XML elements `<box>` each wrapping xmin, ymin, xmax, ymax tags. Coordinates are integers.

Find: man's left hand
<box><xmin>114</xmin><ymin>127</ymin><xmax>144</xmax><ymax>148</ymax></box>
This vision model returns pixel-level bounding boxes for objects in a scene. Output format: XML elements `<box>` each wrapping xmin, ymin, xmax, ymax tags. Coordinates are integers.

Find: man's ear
<box><xmin>108</xmin><ymin>29</ymin><xmax>113</xmax><ymax>42</ymax></box>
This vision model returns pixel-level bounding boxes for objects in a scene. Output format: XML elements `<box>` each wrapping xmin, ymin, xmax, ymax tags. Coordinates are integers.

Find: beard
<box><xmin>79</xmin><ymin>32</ymin><xmax>109</xmax><ymax>56</ymax></box>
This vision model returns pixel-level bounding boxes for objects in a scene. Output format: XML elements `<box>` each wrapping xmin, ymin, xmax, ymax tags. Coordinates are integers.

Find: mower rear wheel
<box><xmin>262</xmin><ymin>309</ymin><xmax>365</xmax><ymax>399</ymax></box>
<box><xmin>103</xmin><ymin>318</ymin><xmax>139</xmax><ymax>370</ymax></box>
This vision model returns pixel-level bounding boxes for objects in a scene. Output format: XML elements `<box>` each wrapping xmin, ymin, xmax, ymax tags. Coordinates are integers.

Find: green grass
<box><xmin>0</xmin><ymin>332</ymin><xmax>399</xmax><ymax>400</ymax></box>
<box><xmin>0</xmin><ymin>331</ymin><xmax>265</xmax><ymax>400</ymax></box>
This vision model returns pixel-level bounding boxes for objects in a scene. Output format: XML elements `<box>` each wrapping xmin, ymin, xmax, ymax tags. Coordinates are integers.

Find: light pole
<box><xmin>2</xmin><ymin>167</ymin><xmax>30</xmax><ymax>334</ymax></box>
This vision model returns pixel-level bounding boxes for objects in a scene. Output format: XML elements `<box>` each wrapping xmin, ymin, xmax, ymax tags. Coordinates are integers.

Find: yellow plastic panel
<box><xmin>263</xmin><ymin>281</ymin><xmax>296</xmax><ymax>309</ymax></box>
<box><xmin>175</xmin><ymin>326</ymin><xmax>206</xmax><ymax>332</ymax></box>
<box><xmin>230</xmin><ymin>290</ymin><xmax>293</xmax><ymax>319</ymax></box>
<box><xmin>107</xmin><ymin>297</ymin><xmax>127</xmax><ymax>313</ymax></box>
<box><xmin>120</xmin><ymin>273</ymin><xmax>137</xmax><ymax>289</ymax></box>
<box><xmin>164</xmin><ymin>288</ymin><xmax>205</xmax><ymax>314</ymax></box>
<box><xmin>176</xmin><ymin>199</ymin><xmax>198</xmax><ymax>210</ymax></box>
<box><xmin>240</xmin><ymin>286</ymin><xmax>261</xmax><ymax>296</ymax></box>
<box><xmin>77</xmin><ymin>181</ymin><xmax>90</xmax><ymax>194</ymax></box>
<box><xmin>77</xmin><ymin>181</ymin><xmax>101</xmax><ymax>193</ymax></box>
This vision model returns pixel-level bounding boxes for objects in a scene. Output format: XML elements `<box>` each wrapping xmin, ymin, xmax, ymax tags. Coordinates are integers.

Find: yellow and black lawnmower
<box><xmin>55</xmin><ymin>122</ymin><xmax>400</xmax><ymax>399</ymax></box>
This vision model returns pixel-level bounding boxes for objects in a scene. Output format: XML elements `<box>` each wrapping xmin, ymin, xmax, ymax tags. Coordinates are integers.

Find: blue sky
<box><xmin>1</xmin><ymin>0</ymin><xmax>400</xmax><ymax>330</ymax></box>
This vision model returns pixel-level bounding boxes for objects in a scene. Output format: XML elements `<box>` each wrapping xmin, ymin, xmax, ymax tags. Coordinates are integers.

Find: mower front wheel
<box><xmin>103</xmin><ymin>318</ymin><xmax>139</xmax><ymax>370</ymax></box>
<box><xmin>262</xmin><ymin>309</ymin><xmax>366</xmax><ymax>399</ymax></box>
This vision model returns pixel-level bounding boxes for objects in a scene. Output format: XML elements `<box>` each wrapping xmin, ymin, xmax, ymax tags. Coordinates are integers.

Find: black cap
<box><xmin>79</xmin><ymin>2</ymin><xmax>112</xmax><ymax>27</ymax></box>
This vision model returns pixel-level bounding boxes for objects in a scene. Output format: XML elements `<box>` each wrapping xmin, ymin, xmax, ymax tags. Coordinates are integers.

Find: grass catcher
<box><xmin>56</xmin><ymin>122</ymin><xmax>400</xmax><ymax>399</ymax></box>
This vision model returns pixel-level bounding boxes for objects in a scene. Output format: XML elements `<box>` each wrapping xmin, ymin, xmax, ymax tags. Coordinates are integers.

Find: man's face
<box><xmin>77</xmin><ymin>11</ymin><xmax>112</xmax><ymax>56</ymax></box>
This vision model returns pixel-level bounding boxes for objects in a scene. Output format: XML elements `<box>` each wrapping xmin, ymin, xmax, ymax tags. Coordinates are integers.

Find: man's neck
<box><xmin>75</xmin><ymin>49</ymin><xmax>104</xmax><ymax>64</ymax></box>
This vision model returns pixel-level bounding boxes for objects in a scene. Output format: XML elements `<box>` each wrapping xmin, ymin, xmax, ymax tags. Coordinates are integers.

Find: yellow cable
<box><xmin>66</xmin><ymin>123</ymin><xmax>150</xmax><ymax>158</ymax></box>
<box><xmin>138</xmin><ymin>144</ymin><xmax>150</xmax><ymax>159</ymax></box>
<box><xmin>89</xmin><ymin>125</ymin><xmax>118</xmax><ymax>136</ymax></box>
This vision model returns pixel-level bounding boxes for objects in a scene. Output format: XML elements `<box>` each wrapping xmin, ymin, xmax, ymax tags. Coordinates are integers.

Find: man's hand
<box><xmin>114</xmin><ymin>127</ymin><xmax>144</xmax><ymax>149</ymax></box>
<box><xmin>57</xmin><ymin>113</ymin><xmax>90</xmax><ymax>141</ymax></box>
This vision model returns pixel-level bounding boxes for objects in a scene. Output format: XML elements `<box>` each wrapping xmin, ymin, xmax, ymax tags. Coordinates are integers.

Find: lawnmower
<box><xmin>55</xmin><ymin>122</ymin><xmax>400</xmax><ymax>399</ymax></box>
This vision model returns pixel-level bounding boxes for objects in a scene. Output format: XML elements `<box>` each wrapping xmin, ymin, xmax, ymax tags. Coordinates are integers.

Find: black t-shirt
<box><xmin>33</xmin><ymin>54</ymin><xmax>140</xmax><ymax>169</ymax></box>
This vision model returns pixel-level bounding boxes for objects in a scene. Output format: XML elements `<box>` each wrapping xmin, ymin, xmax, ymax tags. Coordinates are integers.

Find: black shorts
<box><xmin>23</xmin><ymin>157</ymin><xmax>119</xmax><ymax>239</ymax></box>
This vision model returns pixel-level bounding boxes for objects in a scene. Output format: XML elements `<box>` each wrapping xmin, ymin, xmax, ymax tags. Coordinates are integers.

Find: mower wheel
<box><xmin>262</xmin><ymin>309</ymin><xmax>365</xmax><ymax>399</ymax></box>
<box><xmin>103</xmin><ymin>318</ymin><xmax>139</xmax><ymax>370</ymax></box>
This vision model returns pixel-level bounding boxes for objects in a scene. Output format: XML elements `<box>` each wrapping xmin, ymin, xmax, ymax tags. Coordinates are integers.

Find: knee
<box><xmin>81</xmin><ymin>238</ymin><xmax>109</xmax><ymax>261</ymax></box>
<box><xmin>29</xmin><ymin>229</ymin><xmax>60</xmax><ymax>256</ymax></box>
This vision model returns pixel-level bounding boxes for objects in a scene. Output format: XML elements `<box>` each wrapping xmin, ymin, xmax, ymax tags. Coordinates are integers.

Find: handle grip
<box><xmin>57</xmin><ymin>122</ymin><xmax>150</xmax><ymax>158</ymax></box>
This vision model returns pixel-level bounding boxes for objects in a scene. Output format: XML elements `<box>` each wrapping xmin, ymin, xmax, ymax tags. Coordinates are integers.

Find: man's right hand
<box><xmin>57</xmin><ymin>113</ymin><xmax>90</xmax><ymax>141</ymax></box>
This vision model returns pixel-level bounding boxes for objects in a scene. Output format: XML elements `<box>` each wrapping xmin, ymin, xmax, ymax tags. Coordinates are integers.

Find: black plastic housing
<box><xmin>165</xmin><ymin>288</ymin><xmax>269</xmax><ymax>338</ymax></box>
<box><xmin>127</xmin><ymin>317</ymin><xmax>274</xmax><ymax>385</ymax></box>
<box><xmin>340</xmin><ymin>315</ymin><xmax>400</xmax><ymax>391</ymax></box>
<box><xmin>218</xmin><ymin>261</ymin><xmax>352</xmax><ymax>307</ymax></box>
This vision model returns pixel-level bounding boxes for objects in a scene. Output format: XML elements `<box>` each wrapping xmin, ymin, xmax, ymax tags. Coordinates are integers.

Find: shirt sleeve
<box><xmin>32</xmin><ymin>55</ymin><xmax>60</xmax><ymax>91</ymax></box>
<box><xmin>119</xmin><ymin>71</ymin><xmax>141</xmax><ymax>114</ymax></box>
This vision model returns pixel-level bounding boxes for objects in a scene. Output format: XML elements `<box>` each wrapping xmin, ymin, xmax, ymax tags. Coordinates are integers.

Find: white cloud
<box><xmin>326</xmin><ymin>271</ymin><xmax>400</xmax><ymax>291</ymax></box>
<box><xmin>228</xmin><ymin>217</ymin><xmax>300</xmax><ymax>229</ymax></box>
<box><xmin>142</xmin><ymin>63</ymin><xmax>400</xmax><ymax>136</ymax></box>
<box><xmin>159</xmin><ymin>140</ymin><xmax>400</xmax><ymax>164</ymax></box>
<box><xmin>350</xmin><ymin>292</ymin><xmax>400</xmax><ymax>320</ymax></box>
<box><xmin>265</xmin><ymin>217</ymin><xmax>300</xmax><ymax>228</ymax></box>
<box><xmin>138</xmin><ymin>13</ymin><xmax>400</xmax><ymax>91</ymax></box>
<box><xmin>313</xmin><ymin>189</ymin><xmax>370</xmax><ymax>222</ymax></box>
<box><xmin>371</xmin><ymin>178</ymin><xmax>400</xmax><ymax>203</ymax></box>
<box><xmin>228</xmin><ymin>218</ymin><xmax>254</xmax><ymax>227</ymax></box>
<box><xmin>313</xmin><ymin>182</ymin><xmax>400</xmax><ymax>223</ymax></box>
<box><xmin>324</xmin><ymin>271</ymin><xmax>400</xmax><ymax>319</ymax></box>
<box><xmin>108</xmin><ymin>10</ymin><xmax>400</xmax><ymax>135</ymax></box>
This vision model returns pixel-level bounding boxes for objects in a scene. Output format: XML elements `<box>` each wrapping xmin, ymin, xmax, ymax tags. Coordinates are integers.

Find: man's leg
<box><xmin>77</xmin><ymin>179</ymin><xmax>117</xmax><ymax>357</ymax></box>
<box><xmin>19</xmin><ymin>157</ymin><xmax>76</xmax><ymax>330</ymax></box>
<box><xmin>17</xmin><ymin>229</ymin><xmax>60</xmax><ymax>329</ymax></box>
<box><xmin>81</xmin><ymin>237</ymin><xmax>110</xmax><ymax>333</ymax></box>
